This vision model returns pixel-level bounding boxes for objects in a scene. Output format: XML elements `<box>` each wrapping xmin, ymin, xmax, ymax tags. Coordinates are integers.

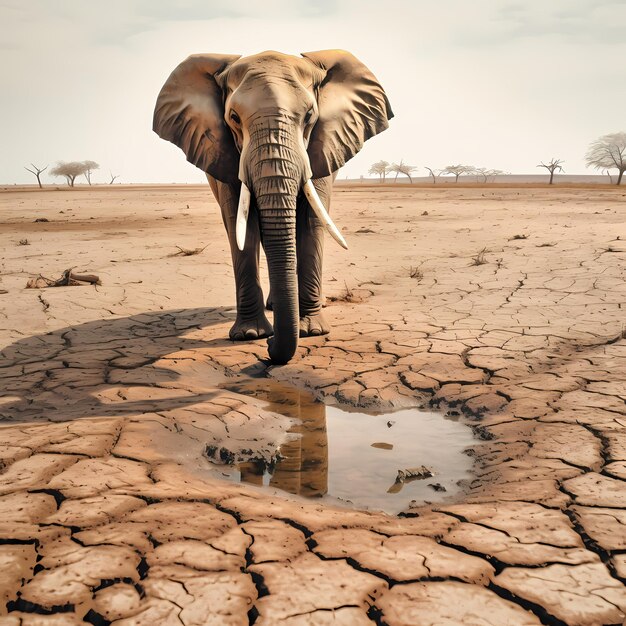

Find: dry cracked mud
<box><xmin>0</xmin><ymin>183</ymin><xmax>625</xmax><ymax>625</ymax></box>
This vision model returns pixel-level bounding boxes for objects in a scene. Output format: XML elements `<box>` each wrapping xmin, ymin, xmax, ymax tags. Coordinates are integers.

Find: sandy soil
<box><xmin>0</xmin><ymin>183</ymin><xmax>625</xmax><ymax>625</ymax></box>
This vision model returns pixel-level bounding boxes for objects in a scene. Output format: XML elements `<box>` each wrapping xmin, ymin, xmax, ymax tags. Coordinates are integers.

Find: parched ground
<box><xmin>0</xmin><ymin>183</ymin><xmax>625</xmax><ymax>625</ymax></box>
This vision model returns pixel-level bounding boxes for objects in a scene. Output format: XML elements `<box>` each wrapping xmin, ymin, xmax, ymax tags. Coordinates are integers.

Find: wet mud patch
<box><xmin>214</xmin><ymin>379</ymin><xmax>476</xmax><ymax>514</ymax></box>
<box><xmin>0</xmin><ymin>305</ymin><xmax>477</xmax><ymax>517</ymax></box>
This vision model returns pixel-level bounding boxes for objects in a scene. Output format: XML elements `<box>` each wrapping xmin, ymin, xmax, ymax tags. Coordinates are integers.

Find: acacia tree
<box><xmin>388</xmin><ymin>160</ymin><xmax>417</xmax><ymax>183</ymax></box>
<box><xmin>83</xmin><ymin>160</ymin><xmax>99</xmax><ymax>185</ymax></box>
<box><xmin>109</xmin><ymin>172</ymin><xmax>120</xmax><ymax>184</ymax></box>
<box><xmin>537</xmin><ymin>158</ymin><xmax>564</xmax><ymax>185</ymax></box>
<box><xmin>369</xmin><ymin>160</ymin><xmax>390</xmax><ymax>183</ymax></box>
<box><xmin>488</xmin><ymin>169</ymin><xmax>506</xmax><ymax>182</ymax></box>
<box><xmin>50</xmin><ymin>161</ymin><xmax>90</xmax><ymax>187</ymax></box>
<box><xmin>475</xmin><ymin>167</ymin><xmax>506</xmax><ymax>182</ymax></box>
<box><xmin>474</xmin><ymin>167</ymin><xmax>489</xmax><ymax>182</ymax></box>
<box><xmin>586</xmin><ymin>132</ymin><xmax>626</xmax><ymax>185</ymax></box>
<box><xmin>442</xmin><ymin>164</ymin><xmax>475</xmax><ymax>182</ymax></box>
<box><xmin>24</xmin><ymin>163</ymin><xmax>47</xmax><ymax>188</ymax></box>
<box><xmin>424</xmin><ymin>167</ymin><xmax>440</xmax><ymax>183</ymax></box>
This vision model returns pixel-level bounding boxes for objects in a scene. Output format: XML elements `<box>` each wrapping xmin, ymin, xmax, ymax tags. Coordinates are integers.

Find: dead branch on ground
<box><xmin>169</xmin><ymin>245</ymin><xmax>208</xmax><ymax>257</ymax></box>
<box><xmin>26</xmin><ymin>269</ymin><xmax>101</xmax><ymax>289</ymax></box>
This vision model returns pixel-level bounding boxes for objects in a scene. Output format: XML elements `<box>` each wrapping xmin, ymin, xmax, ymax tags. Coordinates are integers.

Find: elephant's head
<box><xmin>153</xmin><ymin>50</ymin><xmax>393</xmax><ymax>363</ymax></box>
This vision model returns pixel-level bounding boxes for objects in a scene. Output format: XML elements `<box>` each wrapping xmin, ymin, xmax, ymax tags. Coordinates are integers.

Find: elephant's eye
<box><xmin>230</xmin><ymin>111</ymin><xmax>241</xmax><ymax>125</ymax></box>
<box><xmin>304</xmin><ymin>109</ymin><xmax>313</xmax><ymax>125</ymax></box>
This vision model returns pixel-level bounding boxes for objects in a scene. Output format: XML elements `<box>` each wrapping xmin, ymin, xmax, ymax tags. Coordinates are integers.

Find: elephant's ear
<box><xmin>302</xmin><ymin>50</ymin><xmax>393</xmax><ymax>178</ymax></box>
<box><xmin>153</xmin><ymin>53</ymin><xmax>241</xmax><ymax>183</ymax></box>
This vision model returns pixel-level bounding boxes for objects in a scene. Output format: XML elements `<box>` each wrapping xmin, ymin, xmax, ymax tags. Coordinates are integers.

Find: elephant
<box><xmin>153</xmin><ymin>50</ymin><xmax>393</xmax><ymax>364</ymax></box>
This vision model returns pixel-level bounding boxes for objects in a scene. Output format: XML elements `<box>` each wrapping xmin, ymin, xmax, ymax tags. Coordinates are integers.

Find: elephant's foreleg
<box><xmin>296</xmin><ymin>176</ymin><xmax>332</xmax><ymax>337</ymax></box>
<box><xmin>208</xmin><ymin>176</ymin><xmax>273</xmax><ymax>340</ymax></box>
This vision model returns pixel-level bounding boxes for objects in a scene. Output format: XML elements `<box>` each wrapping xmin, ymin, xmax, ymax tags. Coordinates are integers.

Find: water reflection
<box><xmin>223</xmin><ymin>380</ymin><xmax>328</xmax><ymax>498</ymax></box>
<box><xmin>219</xmin><ymin>379</ymin><xmax>475</xmax><ymax>514</ymax></box>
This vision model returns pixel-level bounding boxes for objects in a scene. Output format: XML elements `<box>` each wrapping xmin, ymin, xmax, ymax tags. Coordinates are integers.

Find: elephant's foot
<box><xmin>299</xmin><ymin>312</ymin><xmax>330</xmax><ymax>337</ymax></box>
<box><xmin>230</xmin><ymin>314</ymin><xmax>274</xmax><ymax>341</ymax></box>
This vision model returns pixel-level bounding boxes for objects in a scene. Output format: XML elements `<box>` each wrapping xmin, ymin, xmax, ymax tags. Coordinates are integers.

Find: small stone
<box><xmin>371</xmin><ymin>442</ymin><xmax>393</xmax><ymax>450</ymax></box>
<box><xmin>429</xmin><ymin>483</ymin><xmax>447</xmax><ymax>492</ymax></box>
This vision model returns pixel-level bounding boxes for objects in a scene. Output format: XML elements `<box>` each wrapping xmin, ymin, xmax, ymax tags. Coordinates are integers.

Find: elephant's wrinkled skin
<box><xmin>153</xmin><ymin>50</ymin><xmax>393</xmax><ymax>363</ymax></box>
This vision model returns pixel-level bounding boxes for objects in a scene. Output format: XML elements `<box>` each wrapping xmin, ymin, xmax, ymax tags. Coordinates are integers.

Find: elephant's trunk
<box><xmin>245</xmin><ymin>117</ymin><xmax>307</xmax><ymax>364</ymax></box>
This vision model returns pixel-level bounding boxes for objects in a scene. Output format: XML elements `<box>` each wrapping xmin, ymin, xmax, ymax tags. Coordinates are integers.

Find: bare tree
<box><xmin>369</xmin><ymin>160</ymin><xmax>390</xmax><ymax>183</ymax></box>
<box><xmin>586</xmin><ymin>132</ymin><xmax>626</xmax><ymax>185</ymax></box>
<box><xmin>109</xmin><ymin>172</ymin><xmax>120</xmax><ymax>185</ymax></box>
<box><xmin>537</xmin><ymin>158</ymin><xmax>564</xmax><ymax>185</ymax></box>
<box><xmin>474</xmin><ymin>167</ymin><xmax>506</xmax><ymax>183</ymax></box>
<box><xmin>24</xmin><ymin>163</ymin><xmax>47</xmax><ymax>188</ymax></box>
<box><xmin>388</xmin><ymin>160</ymin><xmax>417</xmax><ymax>183</ymax></box>
<box><xmin>389</xmin><ymin>162</ymin><xmax>401</xmax><ymax>182</ymax></box>
<box><xmin>442</xmin><ymin>164</ymin><xmax>475</xmax><ymax>183</ymax></box>
<box><xmin>49</xmin><ymin>161</ymin><xmax>90</xmax><ymax>187</ymax></box>
<box><xmin>424</xmin><ymin>167</ymin><xmax>439</xmax><ymax>184</ymax></box>
<box><xmin>82</xmin><ymin>160</ymin><xmax>100</xmax><ymax>185</ymax></box>
<box><xmin>487</xmin><ymin>169</ymin><xmax>506</xmax><ymax>182</ymax></box>
<box><xmin>474</xmin><ymin>167</ymin><xmax>489</xmax><ymax>183</ymax></box>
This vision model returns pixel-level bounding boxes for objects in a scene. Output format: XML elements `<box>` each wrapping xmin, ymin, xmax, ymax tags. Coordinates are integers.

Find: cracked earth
<box><xmin>0</xmin><ymin>183</ymin><xmax>625</xmax><ymax>625</ymax></box>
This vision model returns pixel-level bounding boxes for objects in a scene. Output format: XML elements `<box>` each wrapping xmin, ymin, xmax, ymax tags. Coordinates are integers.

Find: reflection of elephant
<box><xmin>153</xmin><ymin>50</ymin><xmax>393</xmax><ymax>363</ymax></box>
<box><xmin>238</xmin><ymin>386</ymin><xmax>328</xmax><ymax>498</ymax></box>
<box><xmin>224</xmin><ymin>379</ymin><xmax>328</xmax><ymax>497</ymax></box>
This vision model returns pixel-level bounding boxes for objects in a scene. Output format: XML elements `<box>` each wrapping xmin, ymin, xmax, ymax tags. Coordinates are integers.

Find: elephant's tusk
<box><xmin>236</xmin><ymin>182</ymin><xmax>251</xmax><ymax>251</ymax></box>
<box><xmin>303</xmin><ymin>179</ymin><xmax>348</xmax><ymax>250</ymax></box>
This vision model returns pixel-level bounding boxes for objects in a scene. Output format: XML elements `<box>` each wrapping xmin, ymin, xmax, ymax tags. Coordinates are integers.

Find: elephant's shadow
<box><xmin>0</xmin><ymin>306</ymin><xmax>258</xmax><ymax>423</ymax></box>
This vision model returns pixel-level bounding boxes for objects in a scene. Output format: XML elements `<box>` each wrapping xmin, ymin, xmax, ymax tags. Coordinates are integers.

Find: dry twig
<box><xmin>329</xmin><ymin>281</ymin><xmax>357</xmax><ymax>303</ymax></box>
<box><xmin>169</xmin><ymin>245</ymin><xmax>208</xmax><ymax>257</ymax></box>
<box><xmin>470</xmin><ymin>248</ymin><xmax>488</xmax><ymax>266</ymax></box>
<box><xmin>26</xmin><ymin>269</ymin><xmax>101</xmax><ymax>289</ymax></box>
<box><xmin>408</xmin><ymin>266</ymin><xmax>424</xmax><ymax>280</ymax></box>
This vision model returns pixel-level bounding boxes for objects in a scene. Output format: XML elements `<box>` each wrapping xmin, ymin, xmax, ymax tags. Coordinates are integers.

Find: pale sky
<box><xmin>1</xmin><ymin>0</ymin><xmax>625</xmax><ymax>184</ymax></box>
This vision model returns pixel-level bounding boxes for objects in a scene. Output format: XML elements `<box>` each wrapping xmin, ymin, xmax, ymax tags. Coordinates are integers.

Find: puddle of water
<box><xmin>217</xmin><ymin>379</ymin><xmax>475</xmax><ymax>514</ymax></box>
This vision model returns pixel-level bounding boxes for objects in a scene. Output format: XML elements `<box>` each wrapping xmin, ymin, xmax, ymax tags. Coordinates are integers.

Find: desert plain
<box><xmin>0</xmin><ymin>182</ymin><xmax>625</xmax><ymax>625</ymax></box>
